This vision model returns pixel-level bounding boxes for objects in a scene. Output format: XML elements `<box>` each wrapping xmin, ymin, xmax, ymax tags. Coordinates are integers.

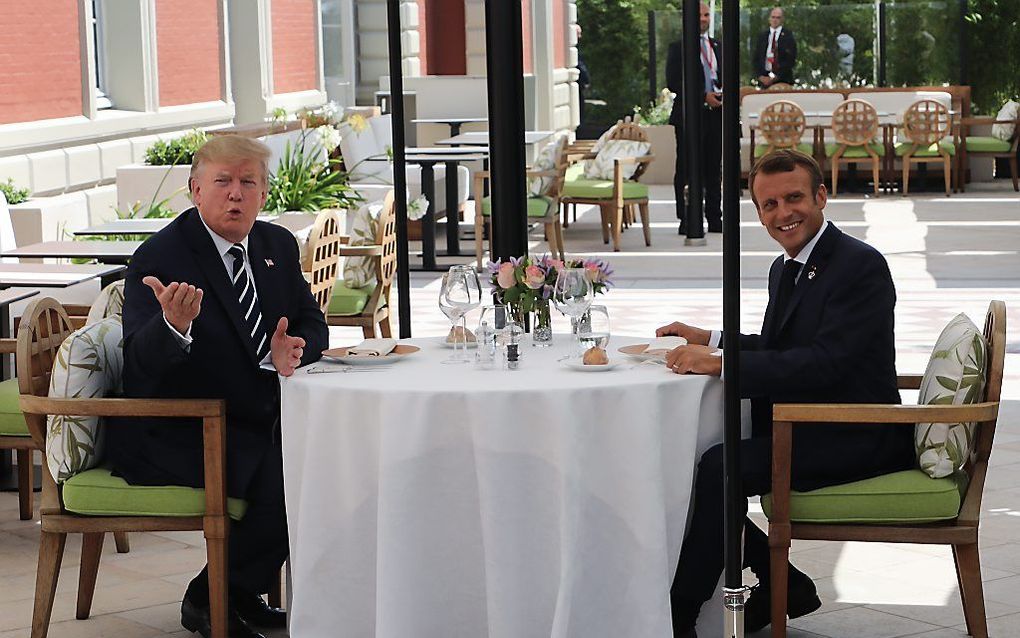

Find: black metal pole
<box><xmin>484</xmin><ymin>0</ymin><xmax>528</xmax><ymax>260</ymax></box>
<box><xmin>385</xmin><ymin>0</ymin><xmax>411</xmax><ymax>338</ymax></box>
<box><xmin>877</xmin><ymin>1</ymin><xmax>887</xmax><ymax>87</ymax></box>
<box><xmin>721</xmin><ymin>0</ymin><xmax>747</xmax><ymax>632</ymax></box>
<box><xmin>649</xmin><ymin>11</ymin><xmax>658</xmax><ymax>103</ymax></box>
<box><xmin>683</xmin><ymin>0</ymin><xmax>705</xmax><ymax>245</ymax></box>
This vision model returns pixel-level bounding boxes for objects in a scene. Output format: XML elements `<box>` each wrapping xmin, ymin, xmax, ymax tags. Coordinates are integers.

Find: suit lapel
<box><xmin>246</xmin><ymin>223</ymin><xmax>285</xmax><ymax>334</ymax></box>
<box><xmin>776</xmin><ymin>223</ymin><xmax>842</xmax><ymax>335</ymax></box>
<box><xmin>181</xmin><ymin>209</ymin><xmax>258</xmax><ymax>366</ymax></box>
<box><xmin>760</xmin><ymin>256</ymin><xmax>784</xmax><ymax>342</ymax></box>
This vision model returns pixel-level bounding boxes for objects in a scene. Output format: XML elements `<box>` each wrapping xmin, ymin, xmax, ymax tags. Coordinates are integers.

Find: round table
<box><xmin>280</xmin><ymin>335</ymin><xmax>728</xmax><ymax>638</ymax></box>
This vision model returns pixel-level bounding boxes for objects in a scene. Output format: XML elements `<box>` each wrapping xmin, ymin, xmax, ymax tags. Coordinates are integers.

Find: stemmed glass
<box><xmin>552</xmin><ymin>267</ymin><xmax>594</xmax><ymax>360</ymax></box>
<box><xmin>439</xmin><ymin>265</ymin><xmax>482</xmax><ymax>364</ymax></box>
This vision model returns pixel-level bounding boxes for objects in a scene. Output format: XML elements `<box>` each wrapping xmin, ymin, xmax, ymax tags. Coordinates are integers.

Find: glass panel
<box><xmin>321</xmin><ymin>0</ymin><xmax>345</xmax><ymax>80</ymax></box>
<box><xmin>885</xmin><ymin>1</ymin><xmax>962</xmax><ymax>87</ymax></box>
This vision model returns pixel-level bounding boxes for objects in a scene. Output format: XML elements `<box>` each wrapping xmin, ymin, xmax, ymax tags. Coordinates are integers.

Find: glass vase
<box><xmin>532</xmin><ymin>298</ymin><xmax>553</xmax><ymax>347</ymax></box>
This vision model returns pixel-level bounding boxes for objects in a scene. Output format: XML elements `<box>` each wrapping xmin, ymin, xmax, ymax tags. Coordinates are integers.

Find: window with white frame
<box><xmin>91</xmin><ymin>0</ymin><xmax>113</xmax><ymax>109</ymax></box>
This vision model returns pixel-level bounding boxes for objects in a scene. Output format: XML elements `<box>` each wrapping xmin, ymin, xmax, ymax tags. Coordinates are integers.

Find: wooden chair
<box><xmin>826</xmin><ymin>99</ymin><xmax>883</xmax><ymax>196</ymax></box>
<box><xmin>326</xmin><ymin>193</ymin><xmax>396</xmax><ymax>338</ymax></box>
<box><xmin>17</xmin><ymin>298</ymin><xmax>232</xmax><ymax>638</ymax></box>
<box><xmin>754</xmin><ymin>100</ymin><xmax>810</xmax><ymax>161</ymax></box>
<box><xmin>765</xmin><ymin>300</ymin><xmax>1006</xmax><ymax>638</ymax></box>
<box><xmin>896</xmin><ymin>99</ymin><xmax>955</xmax><ymax>196</ymax></box>
<box><xmin>766</xmin><ymin>82</ymin><xmax>794</xmax><ymax>92</ymax></box>
<box><xmin>473</xmin><ymin>142</ymin><xmax>568</xmax><ymax>268</ymax></box>
<box><xmin>560</xmin><ymin>119</ymin><xmax>655</xmax><ymax>252</ymax></box>
<box><xmin>301</xmin><ymin>210</ymin><xmax>343</xmax><ymax>314</ymax></box>
<box><xmin>958</xmin><ymin>110</ymin><xmax>1019</xmax><ymax>192</ymax></box>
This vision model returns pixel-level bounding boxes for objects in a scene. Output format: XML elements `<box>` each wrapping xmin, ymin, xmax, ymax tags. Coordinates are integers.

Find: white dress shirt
<box><xmin>765</xmin><ymin>26</ymin><xmax>783</xmax><ymax>72</ymax></box>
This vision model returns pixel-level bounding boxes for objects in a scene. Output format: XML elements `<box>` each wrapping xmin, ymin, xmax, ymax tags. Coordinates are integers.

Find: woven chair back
<box><xmin>832</xmin><ymin>99</ymin><xmax>879</xmax><ymax>146</ymax></box>
<box><xmin>903</xmin><ymin>99</ymin><xmax>950</xmax><ymax>147</ymax></box>
<box><xmin>758</xmin><ymin>100</ymin><xmax>806</xmax><ymax>149</ymax></box>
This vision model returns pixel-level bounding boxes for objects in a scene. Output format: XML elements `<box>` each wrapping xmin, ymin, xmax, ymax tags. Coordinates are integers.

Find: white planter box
<box><xmin>640</xmin><ymin>124</ymin><xmax>677</xmax><ymax>185</ymax></box>
<box><xmin>116</xmin><ymin>164</ymin><xmax>193</xmax><ymax>216</ymax></box>
<box><xmin>9</xmin><ymin>192</ymin><xmax>90</xmax><ymax>246</ymax></box>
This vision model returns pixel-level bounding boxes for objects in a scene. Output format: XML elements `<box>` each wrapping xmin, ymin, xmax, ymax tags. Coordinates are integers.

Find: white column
<box><xmin>531</xmin><ymin>0</ymin><xmax>555</xmax><ymax>130</ymax></box>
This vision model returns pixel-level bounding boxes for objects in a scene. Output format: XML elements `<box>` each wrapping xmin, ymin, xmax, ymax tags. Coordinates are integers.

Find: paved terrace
<box><xmin>2</xmin><ymin>182</ymin><xmax>1019</xmax><ymax>637</ymax></box>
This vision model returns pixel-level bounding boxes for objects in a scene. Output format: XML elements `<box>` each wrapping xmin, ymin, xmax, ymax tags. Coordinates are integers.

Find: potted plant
<box><xmin>116</xmin><ymin>129</ymin><xmax>207</xmax><ymax>216</ymax></box>
<box><xmin>633</xmin><ymin>89</ymin><xmax>677</xmax><ymax>185</ymax></box>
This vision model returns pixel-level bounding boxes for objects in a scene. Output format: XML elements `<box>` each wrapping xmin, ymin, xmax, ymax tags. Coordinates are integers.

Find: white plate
<box><xmin>618</xmin><ymin>343</ymin><xmax>672</xmax><ymax>361</ymax></box>
<box><xmin>322</xmin><ymin>344</ymin><xmax>420</xmax><ymax>365</ymax></box>
<box><xmin>562</xmin><ymin>360</ymin><xmax>621</xmax><ymax>372</ymax></box>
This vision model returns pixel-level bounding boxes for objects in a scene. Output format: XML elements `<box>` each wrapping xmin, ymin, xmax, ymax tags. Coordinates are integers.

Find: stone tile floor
<box><xmin>2</xmin><ymin>182</ymin><xmax>1018</xmax><ymax>637</ymax></box>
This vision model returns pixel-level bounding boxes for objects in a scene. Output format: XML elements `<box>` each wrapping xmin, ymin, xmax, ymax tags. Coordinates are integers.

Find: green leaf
<box><xmin>936</xmin><ymin>376</ymin><xmax>960</xmax><ymax>392</ymax></box>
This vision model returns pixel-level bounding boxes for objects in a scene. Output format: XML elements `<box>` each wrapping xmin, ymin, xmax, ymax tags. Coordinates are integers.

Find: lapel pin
<box><xmin>265</xmin><ymin>258</ymin><xmax>275</xmax><ymax>267</ymax></box>
<box><xmin>807</xmin><ymin>266</ymin><xmax>817</xmax><ymax>280</ymax></box>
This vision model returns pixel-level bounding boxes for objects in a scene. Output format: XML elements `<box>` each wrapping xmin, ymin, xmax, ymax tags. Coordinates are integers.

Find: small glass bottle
<box><xmin>506</xmin><ymin>343</ymin><xmax>520</xmax><ymax>370</ymax></box>
<box><xmin>475</xmin><ymin>320</ymin><xmax>495</xmax><ymax>369</ymax></box>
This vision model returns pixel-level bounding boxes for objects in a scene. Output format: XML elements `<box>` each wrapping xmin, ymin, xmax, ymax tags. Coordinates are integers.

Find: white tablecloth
<box><xmin>280</xmin><ymin>336</ymin><xmax>727</xmax><ymax>638</ymax></box>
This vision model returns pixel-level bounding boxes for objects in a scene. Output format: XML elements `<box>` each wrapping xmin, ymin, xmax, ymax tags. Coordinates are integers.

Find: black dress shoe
<box><xmin>232</xmin><ymin>592</ymin><xmax>287</xmax><ymax>629</ymax></box>
<box><xmin>181</xmin><ymin>595</ymin><xmax>266</xmax><ymax>638</ymax></box>
<box><xmin>743</xmin><ymin>569</ymin><xmax>822</xmax><ymax>633</ymax></box>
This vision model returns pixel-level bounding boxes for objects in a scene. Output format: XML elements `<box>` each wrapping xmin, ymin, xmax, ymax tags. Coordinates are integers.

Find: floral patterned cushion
<box><xmin>85</xmin><ymin>280</ymin><xmax>126</xmax><ymax>326</ymax></box>
<box><xmin>342</xmin><ymin>200</ymin><xmax>384</xmax><ymax>289</ymax></box>
<box><xmin>991</xmin><ymin>100</ymin><xmax>1019</xmax><ymax>141</ymax></box>
<box><xmin>915</xmin><ymin>313</ymin><xmax>987</xmax><ymax>479</ymax></box>
<box><xmin>583</xmin><ymin>139</ymin><xmax>651</xmax><ymax>181</ymax></box>
<box><xmin>528</xmin><ymin>132</ymin><xmax>567</xmax><ymax>197</ymax></box>
<box><xmin>46</xmin><ymin>316</ymin><xmax>124</xmax><ymax>483</ymax></box>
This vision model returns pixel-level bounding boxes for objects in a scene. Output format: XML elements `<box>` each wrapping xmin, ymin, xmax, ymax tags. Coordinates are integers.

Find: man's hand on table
<box><xmin>271</xmin><ymin>317</ymin><xmax>305</xmax><ymax>377</ymax></box>
<box><xmin>665</xmin><ymin>345</ymin><xmax>722</xmax><ymax>377</ymax></box>
<box><xmin>655</xmin><ymin>321</ymin><xmax>712</xmax><ymax>346</ymax></box>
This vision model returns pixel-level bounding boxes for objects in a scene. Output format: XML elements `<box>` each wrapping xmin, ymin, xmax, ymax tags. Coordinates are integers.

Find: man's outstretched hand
<box><xmin>143</xmin><ymin>276</ymin><xmax>203</xmax><ymax>335</ymax></box>
<box><xmin>271</xmin><ymin>317</ymin><xmax>305</xmax><ymax>377</ymax></box>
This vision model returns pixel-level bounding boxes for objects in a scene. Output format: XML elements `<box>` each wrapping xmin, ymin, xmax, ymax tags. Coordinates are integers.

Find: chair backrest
<box><xmin>302</xmin><ymin>209</ymin><xmax>343</xmax><ymax>314</ymax></box>
<box><xmin>607</xmin><ymin>118</ymin><xmax>650</xmax><ymax>143</ymax></box>
<box><xmin>766</xmin><ymin>82</ymin><xmax>793</xmax><ymax>92</ymax></box>
<box><xmin>16</xmin><ymin>298</ymin><xmax>76</xmax><ymax>445</ymax></box>
<box><xmin>374</xmin><ymin>193</ymin><xmax>398</xmax><ymax>301</ymax></box>
<box><xmin>958</xmin><ymin>300</ymin><xmax>1006</xmax><ymax>523</ymax></box>
<box><xmin>758</xmin><ymin>100</ymin><xmax>806</xmax><ymax>150</ymax></box>
<box><xmin>832</xmin><ymin>99</ymin><xmax>879</xmax><ymax>146</ymax></box>
<box><xmin>902</xmin><ymin>99</ymin><xmax>951</xmax><ymax>147</ymax></box>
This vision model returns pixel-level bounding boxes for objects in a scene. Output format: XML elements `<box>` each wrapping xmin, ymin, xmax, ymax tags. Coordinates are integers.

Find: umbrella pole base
<box><xmin>723</xmin><ymin>586</ymin><xmax>750</xmax><ymax>638</ymax></box>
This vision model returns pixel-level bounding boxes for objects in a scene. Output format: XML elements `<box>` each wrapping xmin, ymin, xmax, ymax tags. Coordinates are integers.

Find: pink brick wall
<box><xmin>521</xmin><ymin>0</ymin><xmax>532</xmax><ymax>73</ymax></box>
<box><xmin>156</xmin><ymin>0</ymin><xmax>223</xmax><ymax>107</ymax></box>
<box><xmin>272</xmin><ymin>0</ymin><xmax>319</xmax><ymax>94</ymax></box>
<box><xmin>0</xmin><ymin>1</ymin><xmax>83</xmax><ymax>125</ymax></box>
<box><xmin>553</xmin><ymin>0</ymin><xmax>567</xmax><ymax>68</ymax></box>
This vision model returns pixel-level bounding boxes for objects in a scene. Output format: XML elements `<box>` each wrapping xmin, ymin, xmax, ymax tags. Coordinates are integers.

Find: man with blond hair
<box><xmin>659</xmin><ymin>150</ymin><xmax>911</xmax><ymax>636</ymax></box>
<box><xmin>108</xmin><ymin>135</ymin><xmax>328</xmax><ymax>638</ymax></box>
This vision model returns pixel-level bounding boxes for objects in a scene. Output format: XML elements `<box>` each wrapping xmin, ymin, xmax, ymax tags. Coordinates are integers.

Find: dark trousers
<box><xmin>674</xmin><ymin>107</ymin><xmax>723</xmax><ymax>229</ymax></box>
<box><xmin>187</xmin><ymin>438</ymin><xmax>289</xmax><ymax>604</ymax></box>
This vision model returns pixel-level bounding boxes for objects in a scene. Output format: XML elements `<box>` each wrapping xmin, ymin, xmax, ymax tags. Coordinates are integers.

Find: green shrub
<box><xmin>144</xmin><ymin>130</ymin><xmax>208</xmax><ymax>166</ymax></box>
<box><xmin>0</xmin><ymin>178</ymin><xmax>30</xmax><ymax>205</ymax></box>
<box><xmin>264</xmin><ymin>134</ymin><xmax>363</xmax><ymax>213</ymax></box>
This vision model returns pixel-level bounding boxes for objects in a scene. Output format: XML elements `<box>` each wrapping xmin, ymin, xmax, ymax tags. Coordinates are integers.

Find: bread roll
<box><xmin>446</xmin><ymin>325</ymin><xmax>477</xmax><ymax>343</ymax></box>
<box><xmin>582</xmin><ymin>346</ymin><xmax>609</xmax><ymax>365</ymax></box>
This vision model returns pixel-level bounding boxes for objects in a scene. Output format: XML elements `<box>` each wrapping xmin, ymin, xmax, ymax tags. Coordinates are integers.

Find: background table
<box><xmin>280</xmin><ymin>336</ymin><xmax>730</xmax><ymax>638</ymax></box>
<box><xmin>2</xmin><ymin>241</ymin><xmax>142</xmax><ymax>265</ymax></box>
<box><xmin>0</xmin><ymin>263</ymin><xmax>126</xmax><ymax>291</ymax></box>
<box><xmin>436</xmin><ymin>130</ymin><xmax>556</xmax><ymax>147</ymax></box>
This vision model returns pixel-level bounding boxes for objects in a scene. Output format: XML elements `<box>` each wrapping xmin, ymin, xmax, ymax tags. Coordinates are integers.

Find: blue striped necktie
<box><xmin>227</xmin><ymin>244</ymin><xmax>269</xmax><ymax>361</ymax></box>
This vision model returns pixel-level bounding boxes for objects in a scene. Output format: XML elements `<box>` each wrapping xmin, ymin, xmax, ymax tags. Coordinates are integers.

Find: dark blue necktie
<box><xmin>227</xmin><ymin>244</ymin><xmax>269</xmax><ymax>361</ymax></box>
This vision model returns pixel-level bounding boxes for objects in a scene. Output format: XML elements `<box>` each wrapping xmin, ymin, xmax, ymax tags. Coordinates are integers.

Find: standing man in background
<box><xmin>754</xmin><ymin>6</ymin><xmax>797</xmax><ymax>88</ymax></box>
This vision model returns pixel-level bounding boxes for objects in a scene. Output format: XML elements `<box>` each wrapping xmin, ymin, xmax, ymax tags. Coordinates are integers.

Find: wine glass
<box><xmin>439</xmin><ymin>265</ymin><xmax>482</xmax><ymax>364</ymax></box>
<box><xmin>577</xmin><ymin>305</ymin><xmax>611</xmax><ymax>359</ymax></box>
<box><xmin>552</xmin><ymin>267</ymin><xmax>594</xmax><ymax>360</ymax></box>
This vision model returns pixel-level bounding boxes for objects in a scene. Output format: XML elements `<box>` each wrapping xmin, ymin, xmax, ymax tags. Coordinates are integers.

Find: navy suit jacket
<box><xmin>666</xmin><ymin>36</ymin><xmax>722</xmax><ymax>127</ymax></box>
<box><xmin>753</xmin><ymin>27</ymin><xmax>797</xmax><ymax>85</ymax></box>
<box><xmin>108</xmin><ymin>208</ymin><xmax>328</xmax><ymax>497</ymax></box>
<box><xmin>730</xmin><ymin>223</ymin><xmax>913</xmax><ymax>488</ymax></box>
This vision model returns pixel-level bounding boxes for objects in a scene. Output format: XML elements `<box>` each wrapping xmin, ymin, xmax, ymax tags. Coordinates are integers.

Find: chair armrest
<box><xmin>474</xmin><ymin>170</ymin><xmax>491</xmax><ymax>179</ymax></box>
<box><xmin>526</xmin><ymin>170</ymin><xmax>559</xmax><ymax>178</ymax></box>
<box><xmin>19</xmin><ymin>396</ymin><xmax>225</xmax><ymax>419</ymax></box>
<box><xmin>897</xmin><ymin>374</ymin><xmax>923</xmax><ymax>390</ymax></box>
<box><xmin>771</xmin><ymin>401</ymin><xmax>998</xmax><ymax>424</ymax></box>
<box><xmin>339</xmin><ymin>245</ymin><xmax>383</xmax><ymax>257</ymax></box>
<box><xmin>613</xmin><ymin>155</ymin><xmax>656</xmax><ymax>166</ymax></box>
<box><xmin>961</xmin><ymin>117</ymin><xmax>1015</xmax><ymax>126</ymax></box>
<box><xmin>0</xmin><ymin>338</ymin><xmax>16</xmax><ymax>354</ymax></box>
<box><xmin>62</xmin><ymin>304</ymin><xmax>91</xmax><ymax>317</ymax></box>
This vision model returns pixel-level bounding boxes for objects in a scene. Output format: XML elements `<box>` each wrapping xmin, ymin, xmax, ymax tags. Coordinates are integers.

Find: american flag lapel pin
<box><xmin>265</xmin><ymin>258</ymin><xmax>275</xmax><ymax>267</ymax></box>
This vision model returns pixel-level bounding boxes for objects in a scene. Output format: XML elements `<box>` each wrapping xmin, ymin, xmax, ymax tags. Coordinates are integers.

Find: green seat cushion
<box><xmin>328</xmin><ymin>282</ymin><xmax>375</xmax><ymax>316</ymax></box>
<box><xmin>965</xmin><ymin>136</ymin><xmax>1013</xmax><ymax>153</ymax></box>
<box><xmin>0</xmin><ymin>377</ymin><xmax>28</xmax><ymax>437</ymax></box>
<box><xmin>761</xmin><ymin>469</ymin><xmax>965</xmax><ymax>524</ymax></box>
<box><xmin>755</xmin><ymin>143</ymin><xmax>814</xmax><ymax>158</ymax></box>
<box><xmin>565</xmin><ymin>163</ymin><xmax>585</xmax><ymax>181</ymax></box>
<box><xmin>63</xmin><ymin>467</ymin><xmax>247</xmax><ymax>520</ymax></box>
<box><xmin>480</xmin><ymin>195</ymin><xmax>554</xmax><ymax>218</ymax></box>
<box><xmin>824</xmin><ymin>142</ymin><xmax>886</xmax><ymax>158</ymax></box>
<box><xmin>561</xmin><ymin>178</ymin><xmax>649</xmax><ymax>200</ymax></box>
<box><xmin>895</xmin><ymin>140</ymin><xmax>956</xmax><ymax>157</ymax></box>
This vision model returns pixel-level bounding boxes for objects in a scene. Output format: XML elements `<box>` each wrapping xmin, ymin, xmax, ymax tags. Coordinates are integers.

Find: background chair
<box><xmin>326</xmin><ymin>193</ymin><xmax>397</xmax><ymax>338</ymax></box>
<box><xmin>301</xmin><ymin>210</ymin><xmax>343</xmax><ymax>314</ymax></box>
<box><xmin>958</xmin><ymin>109</ymin><xmax>1019</xmax><ymax>192</ymax></box>
<box><xmin>896</xmin><ymin>99</ymin><xmax>955</xmax><ymax>196</ymax></box>
<box><xmin>826</xmin><ymin>99</ymin><xmax>884</xmax><ymax>196</ymax></box>
<box><xmin>560</xmin><ymin>119</ymin><xmax>655</xmax><ymax>252</ymax></box>
<box><xmin>473</xmin><ymin>139</ymin><xmax>568</xmax><ymax>268</ymax></box>
<box><xmin>754</xmin><ymin>100</ymin><xmax>812</xmax><ymax>160</ymax></box>
<box><xmin>763</xmin><ymin>301</ymin><xmax>1005</xmax><ymax>638</ymax></box>
<box><xmin>17</xmin><ymin>298</ymin><xmax>236</xmax><ymax>638</ymax></box>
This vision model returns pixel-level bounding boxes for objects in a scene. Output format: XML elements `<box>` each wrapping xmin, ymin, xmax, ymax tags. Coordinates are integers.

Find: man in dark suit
<box><xmin>108</xmin><ymin>135</ymin><xmax>329</xmax><ymax>638</ymax></box>
<box><xmin>666</xmin><ymin>2</ymin><xmax>723</xmax><ymax>234</ymax></box>
<box><xmin>657</xmin><ymin>150</ymin><xmax>914</xmax><ymax>637</ymax></box>
<box><xmin>753</xmin><ymin>6</ymin><xmax>797</xmax><ymax>87</ymax></box>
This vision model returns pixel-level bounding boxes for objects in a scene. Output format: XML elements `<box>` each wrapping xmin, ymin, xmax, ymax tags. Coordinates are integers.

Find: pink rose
<box><xmin>547</xmin><ymin>259</ymin><xmax>565</xmax><ymax>272</ymax></box>
<box><xmin>524</xmin><ymin>265</ymin><xmax>546</xmax><ymax>289</ymax></box>
<box><xmin>585</xmin><ymin>264</ymin><xmax>604</xmax><ymax>284</ymax></box>
<box><xmin>496</xmin><ymin>262</ymin><xmax>517</xmax><ymax>289</ymax></box>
